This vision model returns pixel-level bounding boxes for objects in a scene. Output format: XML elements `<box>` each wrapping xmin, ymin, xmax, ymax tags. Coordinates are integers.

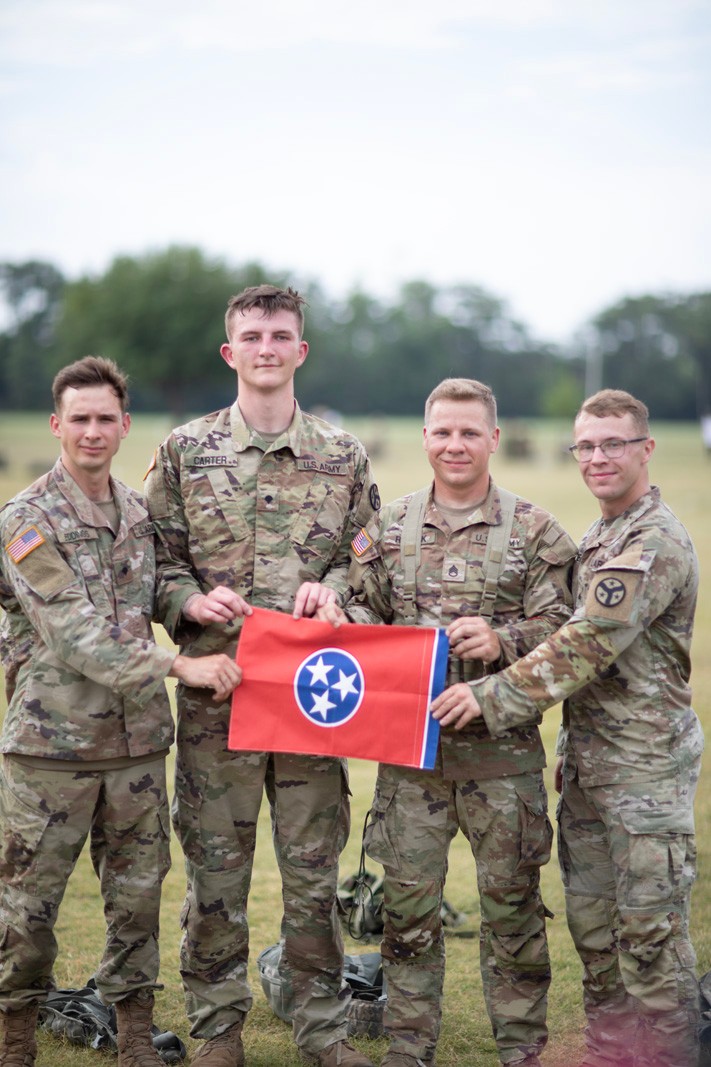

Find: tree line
<box><xmin>1</xmin><ymin>247</ymin><xmax>709</xmax><ymax>419</ymax></box>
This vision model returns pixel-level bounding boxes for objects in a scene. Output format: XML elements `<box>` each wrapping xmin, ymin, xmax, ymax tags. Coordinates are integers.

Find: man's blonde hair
<box><xmin>425</xmin><ymin>378</ymin><xmax>497</xmax><ymax>428</ymax></box>
<box><xmin>577</xmin><ymin>389</ymin><xmax>650</xmax><ymax>437</ymax></box>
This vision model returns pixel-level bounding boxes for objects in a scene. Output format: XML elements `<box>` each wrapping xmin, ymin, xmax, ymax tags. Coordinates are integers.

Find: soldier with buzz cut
<box><xmin>144</xmin><ymin>284</ymin><xmax>379</xmax><ymax>1067</ymax></box>
<box><xmin>0</xmin><ymin>356</ymin><xmax>242</xmax><ymax>1067</ymax></box>
<box><xmin>320</xmin><ymin>378</ymin><xmax>577</xmax><ymax>1067</ymax></box>
<box><xmin>434</xmin><ymin>389</ymin><xmax>702</xmax><ymax>1067</ymax></box>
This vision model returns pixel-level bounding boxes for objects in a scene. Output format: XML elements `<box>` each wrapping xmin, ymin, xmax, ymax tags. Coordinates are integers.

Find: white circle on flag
<box><xmin>293</xmin><ymin>647</ymin><xmax>365</xmax><ymax>728</ymax></box>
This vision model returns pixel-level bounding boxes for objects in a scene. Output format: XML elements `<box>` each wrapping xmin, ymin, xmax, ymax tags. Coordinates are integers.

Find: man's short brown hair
<box><xmin>425</xmin><ymin>378</ymin><xmax>497</xmax><ymax>428</ymax></box>
<box><xmin>52</xmin><ymin>356</ymin><xmax>129</xmax><ymax>414</ymax></box>
<box><xmin>576</xmin><ymin>389</ymin><xmax>650</xmax><ymax>437</ymax></box>
<box><xmin>224</xmin><ymin>285</ymin><xmax>307</xmax><ymax>340</ymax></box>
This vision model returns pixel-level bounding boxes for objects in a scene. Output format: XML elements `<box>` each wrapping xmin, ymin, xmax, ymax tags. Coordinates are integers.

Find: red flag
<box><xmin>228</xmin><ymin>606</ymin><xmax>448</xmax><ymax>769</ymax></box>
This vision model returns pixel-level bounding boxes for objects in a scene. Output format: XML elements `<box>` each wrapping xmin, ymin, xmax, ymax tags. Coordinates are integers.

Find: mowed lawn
<box><xmin>0</xmin><ymin>412</ymin><xmax>709</xmax><ymax>1067</ymax></box>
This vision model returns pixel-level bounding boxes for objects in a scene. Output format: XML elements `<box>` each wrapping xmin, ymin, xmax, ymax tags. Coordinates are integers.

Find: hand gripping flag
<box><xmin>228</xmin><ymin>606</ymin><xmax>449</xmax><ymax>769</ymax></box>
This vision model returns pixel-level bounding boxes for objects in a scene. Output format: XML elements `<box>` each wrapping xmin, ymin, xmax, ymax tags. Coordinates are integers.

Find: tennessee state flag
<box><xmin>228</xmin><ymin>606</ymin><xmax>449</xmax><ymax>769</ymax></box>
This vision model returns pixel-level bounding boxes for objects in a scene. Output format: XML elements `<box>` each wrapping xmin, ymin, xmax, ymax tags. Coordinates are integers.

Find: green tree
<box><xmin>670</xmin><ymin>292</ymin><xmax>711</xmax><ymax>414</ymax></box>
<box><xmin>586</xmin><ymin>295</ymin><xmax>698</xmax><ymax>418</ymax></box>
<box><xmin>0</xmin><ymin>260</ymin><xmax>65</xmax><ymax>408</ymax></box>
<box><xmin>55</xmin><ymin>247</ymin><xmax>280</xmax><ymax>415</ymax></box>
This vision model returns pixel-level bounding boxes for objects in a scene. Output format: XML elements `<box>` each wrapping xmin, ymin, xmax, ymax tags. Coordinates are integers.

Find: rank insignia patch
<box><xmin>6</xmin><ymin>526</ymin><xmax>45</xmax><ymax>563</ymax></box>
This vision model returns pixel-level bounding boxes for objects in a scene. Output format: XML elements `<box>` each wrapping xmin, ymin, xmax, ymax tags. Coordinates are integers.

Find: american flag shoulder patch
<box><xmin>351</xmin><ymin>527</ymin><xmax>374</xmax><ymax>557</ymax></box>
<box><xmin>6</xmin><ymin>526</ymin><xmax>46</xmax><ymax>564</ymax></box>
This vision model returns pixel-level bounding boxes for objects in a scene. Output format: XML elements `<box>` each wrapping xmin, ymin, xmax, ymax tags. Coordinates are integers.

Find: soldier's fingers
<box><xmin>292</xmin><ymin>582</ymin><xmax>317</xmax><ymax>618</ymax></box>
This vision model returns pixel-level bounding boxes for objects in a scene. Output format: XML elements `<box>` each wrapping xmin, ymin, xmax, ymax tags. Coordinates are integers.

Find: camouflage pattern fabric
<box><xmin>346</xmin><ymin>481</ymin><xmax>576</xmax><ymax>1065</ymax></box>
<box><xmin>473</xmin><ymin>486</ymin><xmax>702</xmax><ymax>1065</ymax></box>
<box><xmin>0</xmin><ymin>754</ymin><xmax>170</xmax><ymax>1009</ymax></box>
<box><xmin>0</xmin><ymin>459</ymin><xmax>175</xmax><ymax>759</ymax></box>
<box><xmin>557</xmin><ymin>771</ymin><xmax>699</xmax><ymax>1067</ymax></box>
<box><xmin>0</xmin><ymin>461</ymin><xmax>176</xmax><ymax>1013</ymax></box>
<box><xmin>144</xmin><ymin>402</ymin><xmax>377</xmax><ymax>1054</ymax></box>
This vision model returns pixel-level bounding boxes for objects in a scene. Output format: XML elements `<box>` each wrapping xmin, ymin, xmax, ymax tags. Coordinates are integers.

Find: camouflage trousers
<box><xmin>364</xmin><ymin>764</ymin><xmax>552</xmax><ymax>1066</ymax></box>
<box><xmin>0</xmin><ymin>753</ymin><xmax>170</xmax><ymax>1010</ymax></box>
<box><xmin>558</xmin><ymin>766</ymin><xmax>700</xmax><ymax>1067</ymax></box>
<box><xmin>172</xmin><ymin>724</ymin><xmax>351</xmax><ymax>1055</ymax></box>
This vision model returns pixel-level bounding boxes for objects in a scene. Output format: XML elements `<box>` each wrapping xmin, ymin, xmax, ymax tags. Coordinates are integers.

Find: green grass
<box><xmin>1</xmin><ymin>413</ymin><xmax>710</xmax><ymax>1066</ymax></box>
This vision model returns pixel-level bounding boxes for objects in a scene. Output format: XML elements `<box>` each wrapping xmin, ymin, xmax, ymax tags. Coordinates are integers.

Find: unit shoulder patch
<box><xmin>594</xmin><ymin>575</ymin><xmax>627</xmax><ymax>608</ymax></box>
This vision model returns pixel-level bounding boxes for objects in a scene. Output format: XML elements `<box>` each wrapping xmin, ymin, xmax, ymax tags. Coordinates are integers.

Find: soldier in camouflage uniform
<box><xmin>143</xmin><ymin>286</ymin><xmax>379</xmax><ymax>1067</ymax></box>
<box><xmin>434</xmin><ymin>390</ymin><xmax>702</xmax><ymax>1067</ymax></box>
<box><xmin>0</xmin><ymin>357</ymin><xmax>241</xmax><ymax>1067</ymax></box>
<box><xmin>329</xmin><ymin>379</ymin><xmax>577</xmax><ymax>1067</ymax></box>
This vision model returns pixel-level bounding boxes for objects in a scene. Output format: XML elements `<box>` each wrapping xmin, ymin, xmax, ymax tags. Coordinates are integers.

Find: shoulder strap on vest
<box><xmin>398</xmin><ymin>486</ymin><xmax>518</xmax><ymax>627</ymax></box>
<box><xmin>478</xmin><ymin>487</ymin><xmax>517</xmax><ymax>621</ymax></box>
<box><xmin>399</xmin><ymin>487</ymin><xmax>430</xmax><ymax>625</ymax></box>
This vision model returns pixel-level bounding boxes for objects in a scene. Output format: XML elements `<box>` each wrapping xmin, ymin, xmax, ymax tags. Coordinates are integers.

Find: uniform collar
<box><xmin>424</xmin><ymin>477</ymin><xmax>498</xmax><ymax>529</ymax></box>
<box><xmin>229</xmin><ymin>400</ymin><xmax>305</xmax><ymax>455</ymax></box>
<box><xmin>582</xmin><ymin>486</ymin><xmax>661</xmax><ymax>549</ymax></box>
<box><xmin>52</xmin><ymin>459</ymin><xmax>147</xmax><ymax>543</ymax></box>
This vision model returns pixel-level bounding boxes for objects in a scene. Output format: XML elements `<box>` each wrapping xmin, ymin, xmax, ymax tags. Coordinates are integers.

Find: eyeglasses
<box><xmin>568</xmin><ymin>437</ymin><xmax>648</xmax><ymax>461</ymax></box>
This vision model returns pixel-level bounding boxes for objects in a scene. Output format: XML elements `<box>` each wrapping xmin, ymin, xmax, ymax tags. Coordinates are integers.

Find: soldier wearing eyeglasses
<box><xmin>432</xmin><ymin>389</ymin><xmax>702</xmax><ymax>1067</ymax></box>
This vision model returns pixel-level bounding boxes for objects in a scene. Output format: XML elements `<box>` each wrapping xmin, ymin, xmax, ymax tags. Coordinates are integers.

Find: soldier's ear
<box><xmin>220</xmin><ymin>343</ymin><xmax>236</xmax><ymax>369</ymax></box>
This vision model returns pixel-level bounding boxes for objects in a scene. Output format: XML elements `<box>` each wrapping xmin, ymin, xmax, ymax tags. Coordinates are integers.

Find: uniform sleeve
<box><xmin>319</xmin><ymin>445</ymin><xmax>380</xmax><ymax>605</ymax></box>
<box><xmin>143</xmin><ymin>438</ymin><xmax>204</xmax><ymax>641</ymax></box>
<box><xmin>1</xmin><ymin>507</ymin><xmax>175</xmax><ymax>707</ymax></box>
<box><xmin>472</xmin><ymin>537</ymin><xmax>675</xmax><ymax>736</ymax></box>
<box><xmin>494</xmin><ymin>519</ymin><xmax>576</xmax><ymax>666</ymax></box>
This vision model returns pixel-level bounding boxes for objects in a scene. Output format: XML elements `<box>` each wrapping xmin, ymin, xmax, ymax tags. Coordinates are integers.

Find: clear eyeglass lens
<box><xmin>573</xmin><ymin>439</ymin><xmax>631</xmax><ymax>460</ymax></box>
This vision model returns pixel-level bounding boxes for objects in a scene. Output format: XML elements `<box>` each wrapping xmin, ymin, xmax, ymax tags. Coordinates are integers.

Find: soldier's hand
<box><xmin>183</xmin><ymin>586</ymin><xmax>252</xmax><ymax>625</ymax></box>
<box><xmin>430</xmin><ymin>683</ymin><xmax>482</xmax><ymax>730</ymax></box>
<box><xmin>554</xmin><ymin>756</ymin><xmax>564</xmax><ymax>794</ymax></box>
<box><xmin>314</xmin><ymin>602</ymin><xmax>347</xmax><ymax>628</ymax></box>
<box><xmin>446</xmin><ymin>616</ymin><xmax>501</xmax><ymax>664</ymax></box>
<box><xmin>293</xmin><ymin>582</ymin><xmax>337</xmax><ymax>619</ymax></box>
<box><xmin>171</xmin><ymin>653</ymin><xmax>242</xmax><ymax>702</ymax></box>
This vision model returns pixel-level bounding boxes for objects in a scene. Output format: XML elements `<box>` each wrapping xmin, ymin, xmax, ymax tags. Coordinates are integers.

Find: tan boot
<box><xmin>191</xmin><ymin>1021</ymin><xmax>245</xmax><ymax>1066</ymax></box>
<box><xmin>301</xmin><ymin>1040</ymin><xmax>376</xmax><ymax>1067</ymax></box>
<box><xmin>115</xmin><ymin>992</ymin><xmax>164</xmax><ymax>1067</ymax></box>
<box><xmin>0</xmin><ymin>1003</ymin><xmax>39</xmax><ymax>1067</ymax></box>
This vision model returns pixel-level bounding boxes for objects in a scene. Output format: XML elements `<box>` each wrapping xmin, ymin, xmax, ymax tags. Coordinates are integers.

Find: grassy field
<box><xmin>0</xmin><ymin>411</ymin><xmax>709</xmax><ymax>1067</ymax></box>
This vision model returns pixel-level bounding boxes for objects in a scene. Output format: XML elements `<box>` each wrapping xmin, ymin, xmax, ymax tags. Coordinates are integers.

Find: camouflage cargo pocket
<box><xmin>515</xmin><ymin>777</ymin><xmax>553</xmax><ymax>873</ymax></box>
<box><xmin>0</xmin><ymin>767</ymin><xmax>51</xmax><ymax>893</ymax></box>
<box><xmin>619</xmin><ymin>807</ymin><xmax>695</xmax><ymax>909</ymax></box>
<box><xmin>363</xmin><ymin>777</ymin><xmax>400</xmax><ymax>870</ymax></box>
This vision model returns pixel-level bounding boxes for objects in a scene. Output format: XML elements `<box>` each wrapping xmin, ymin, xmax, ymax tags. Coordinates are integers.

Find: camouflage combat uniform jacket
<box><xmin>145</xmin><ymin>401</ymin><xmax>378</xmax><ymax>654</ymax></box>
<box><xmin>0</xmin><ymin>459</ymin><xmax>175</xmax><ymax>760</ymax></box>
<box><xmin>346</xmin><ymin>480</ymin><xmax>577</xmax><ymax>780</ymax></box>
<box><xmin>472</xmin><ymin>487</ymin><xmax>703</xmax><ymax>784</ymax></box>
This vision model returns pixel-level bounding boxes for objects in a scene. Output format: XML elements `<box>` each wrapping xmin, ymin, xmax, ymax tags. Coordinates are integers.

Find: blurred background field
<box><xmin>0</xmin><ymin>413</ymin><xmax>709</xmax><ymax>1067</ymax></box>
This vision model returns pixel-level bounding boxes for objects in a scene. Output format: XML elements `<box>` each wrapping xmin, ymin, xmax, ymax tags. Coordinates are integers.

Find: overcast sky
<box><xmin>1</xmin><ymin>0</ymin><xmax>709</xmax><ymax>342</ymax></box>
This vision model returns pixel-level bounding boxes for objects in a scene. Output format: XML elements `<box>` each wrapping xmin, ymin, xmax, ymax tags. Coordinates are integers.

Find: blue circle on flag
<box><xmin>293</xmin><ymin>647</ymin><xmax>365</xmax><ymax>728</ymax></box>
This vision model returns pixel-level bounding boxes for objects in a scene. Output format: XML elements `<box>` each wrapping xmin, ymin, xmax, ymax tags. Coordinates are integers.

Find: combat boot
<box><xmin>380</xmin><ymin>1053</ymin><xmax>431</xmax><ymax>1067</ymax></box>
<box><xmin>301</xmin><ymin>1039</ymin><xmax>376</xmax><ymax>1066</ymax></box>
<box><xmin>0</xmin><ymin>1003</ymin><xmax>39</xmax><ymax>1067</ymax></box>
<box><xmin>191</xmin><ymin>1021</ymin><xmax>245</xmax><ymax>1066</ymax></box>
<box><xmin>115</xmin><ymin>991</ymin><xmax>164</xmax><ymax>1067</ymax></box>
